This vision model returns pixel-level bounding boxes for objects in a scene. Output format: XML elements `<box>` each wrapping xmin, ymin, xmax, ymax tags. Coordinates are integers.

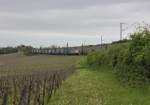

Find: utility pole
<box><xmin>81</xmin><ymin>43</ymin><xmax>84</xmax><ymax>55</ymax></box>
<box><xmin>120</xmin><ymin>22</ymin><xmax>124</xmax><ymax>40</ymax></box>
<box><xmin>101</xmin><ymin>35</ymin><xmax>103</xmax><ymax>45</ymax></box>
<box><xmin>66</xmin><ymin>42</ymin><xmax>69</xmax><ymax>55</ymax></box>
<box><xmin>67</xmin><ymin>42</ymin><xmax>68</xmax><ymax>48</ymax></box>
<box><xmin>100</xmin><ymin>35</ymin><xmax>103</xmax><ymax>48</ymax></box>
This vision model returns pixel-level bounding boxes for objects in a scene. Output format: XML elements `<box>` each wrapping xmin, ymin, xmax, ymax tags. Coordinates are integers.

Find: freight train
<box><xmin>31</xmin><ymin>46</ymin><xmax>85</xmax><ymax>55</ymax></box>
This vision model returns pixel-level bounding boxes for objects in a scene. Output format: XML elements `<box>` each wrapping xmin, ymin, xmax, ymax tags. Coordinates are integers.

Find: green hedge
<box><xmin>87</xmin><ymin>28</ymin><xmax>150</xmax><ymax>87</ymax></box>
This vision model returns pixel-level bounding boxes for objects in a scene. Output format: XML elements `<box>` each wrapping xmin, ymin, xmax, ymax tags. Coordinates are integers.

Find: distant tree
<box><xmin>0</xmin><ymin>47</ymin><xmax>18</xmax><ymax>54</ymax></box>
<box><xmin>17</xmin><ymin>45</ymin><xmax>33</xmax><ymax>56</ymax></box>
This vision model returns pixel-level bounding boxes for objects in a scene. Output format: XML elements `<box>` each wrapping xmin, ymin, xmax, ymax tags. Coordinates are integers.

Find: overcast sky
<box><xmin>0</xmin><ymin>0</ymin><xmax>150</xmax><ymax>47</ymax></box>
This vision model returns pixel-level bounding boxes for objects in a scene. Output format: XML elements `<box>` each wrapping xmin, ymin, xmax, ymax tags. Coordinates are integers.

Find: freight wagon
<box><xmin>31</xmin><ymin>47</ymin><xmax>83</xmax><ymax>55</ymax></box>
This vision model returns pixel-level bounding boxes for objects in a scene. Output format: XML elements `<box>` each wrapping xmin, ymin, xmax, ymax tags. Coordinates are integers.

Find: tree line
<box><xmin>0</xmin><ymin>47</ymin><xmax>18</xmax><ymax>54</ymax></box>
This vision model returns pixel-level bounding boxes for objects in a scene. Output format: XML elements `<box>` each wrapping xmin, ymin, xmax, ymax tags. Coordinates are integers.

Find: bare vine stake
<box><xmin>18</xmin><ymin>86</ymin><xmax>28</xmax><ymax>105</ymax></box>
<box><xmin>2</xmin><ymin>90</ymin><xmax>8</xmax><ymax>105</ymax></box>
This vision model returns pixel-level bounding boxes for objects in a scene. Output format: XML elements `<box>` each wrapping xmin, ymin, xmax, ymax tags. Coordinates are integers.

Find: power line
<box><xmin>101</xmin><ymin>35</ymin><xmax>103</xmax><ymax>45</ymax></box>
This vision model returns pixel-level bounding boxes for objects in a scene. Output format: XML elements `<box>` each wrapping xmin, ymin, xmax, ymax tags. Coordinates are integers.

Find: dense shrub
<box><xmin>87</xmin><ymin>27</ymin><xmax>150</xmax><ymax>87</ymax></box>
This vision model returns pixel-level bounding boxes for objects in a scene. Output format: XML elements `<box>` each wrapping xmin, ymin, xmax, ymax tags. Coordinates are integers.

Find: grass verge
<box><xmin>49</xmin><ymin>66</ymin><xmax>150</xmax><ymax>105</ymax></box>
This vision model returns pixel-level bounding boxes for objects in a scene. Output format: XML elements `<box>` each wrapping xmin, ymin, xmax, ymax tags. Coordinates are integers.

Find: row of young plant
<box><xmin>0</xmin><ymin>66</ymin><xmax>76</xmax><ymax>105</ymax></box>
<box><xmin>87</xmin><ymin>27</ymin><xmax>150</xmax><ymax>87</ymax></box>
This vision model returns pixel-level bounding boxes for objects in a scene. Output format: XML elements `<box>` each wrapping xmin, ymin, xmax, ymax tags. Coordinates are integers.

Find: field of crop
<box><xmin>0</xmin><ymin>53</ymin><xmax>82</xmax><ymax>105</ymax></box>
<box><xmin>0</xmin><ymin>53</ymin><xmax>81</xmax><ymax>75</ymax></box>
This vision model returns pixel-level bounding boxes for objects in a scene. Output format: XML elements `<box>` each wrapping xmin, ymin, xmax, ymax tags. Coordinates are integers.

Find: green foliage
<box><xmin>87</xmin><ymin>27</ymin><xmax>150</xmax><ymax>87</ymax></box>
<box><xmin>17</xmin><ymin>45</ymin><xmax>33</xmax><ymax>56</ymax></box>
<box><xmin>0</xmin><ymin>47</ymin><xmax>18</xmax><ymax>54</ymax></box>
<box><xmin>112</xmin><ymin>39</ymin><xmax>130</xmax><ymax>44</ymax></box>
<box><xmin>23</xmin><ymin>46</ymin><xmax>33</xmax><ymax>56</ymax></box>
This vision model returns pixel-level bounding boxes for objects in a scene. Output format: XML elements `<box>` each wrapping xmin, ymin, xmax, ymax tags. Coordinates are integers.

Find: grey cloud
<box><xmin>0</xmin><ymin>0</ymin><xmax>150</xmax><ymax>47</ymax></box>
<box><xmin>0</xmin><ymin>0</ymin><xmax>149</xmax><ymax>12</ymax></box>
<box><xmin>0</xmin><ymin>3</ymin><xmax>147</xmax><ymax>31</ymax></box>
